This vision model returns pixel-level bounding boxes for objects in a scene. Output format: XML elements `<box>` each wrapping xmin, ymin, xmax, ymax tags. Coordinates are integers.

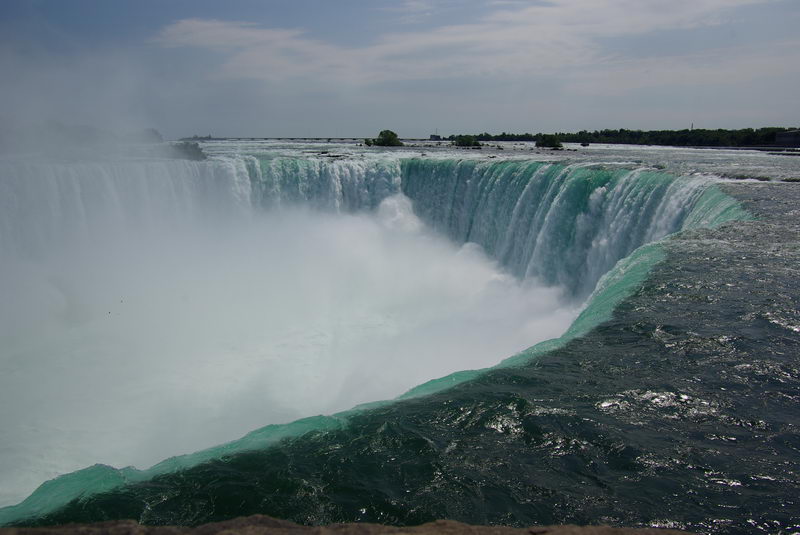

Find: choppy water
<box><xmin>1</xmin><ymin>141</ymin><xmax>798</xmax><ymax>533</ymax></box>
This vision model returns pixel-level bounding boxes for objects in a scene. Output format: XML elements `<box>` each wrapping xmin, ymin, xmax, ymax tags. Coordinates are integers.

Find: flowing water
<box><xmin>0</xmin><ymin>141</ymin><xmax>798</xmax><ymax>532</ymax></box>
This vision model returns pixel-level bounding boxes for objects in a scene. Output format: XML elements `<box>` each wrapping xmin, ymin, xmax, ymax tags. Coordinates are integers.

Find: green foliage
<box><xmin>446</xmin><ymin>127</ymin><xmax>798</xmax><ymax>148</ymax></box>
<box><xmin>552</xmin><ymin>127</ymin><xmax>796</xmax><ymax>147</ymax></box>
<box><xmin>453</xmin><ymin>135</ymin><xmax>481</xmax><ymax>147</ymax></box>
<box><xmin>369</xmin><ymin>130</ymin><xmax>403</xmax><ymax>147</ymax></box>
<box><xmin>535</xmin><ymin>134</ymin><xmax>563</xmax><ymax>148</ymax></box>
<box><xmin>450</xmin><ymin>132</ymin><xmax>536</xmax><ymax>142</ymax></box>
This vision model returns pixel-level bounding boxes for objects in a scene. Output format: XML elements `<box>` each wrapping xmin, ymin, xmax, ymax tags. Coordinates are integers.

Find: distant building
<box><xmin>776</xmin><ymin>130</ymin><xmax>800</xmax><ymax>147</ymax></box>
<box><xmin>429</xmin><ymin>134</ymin><xmax>442</xmax><ymax>141</ymax></box>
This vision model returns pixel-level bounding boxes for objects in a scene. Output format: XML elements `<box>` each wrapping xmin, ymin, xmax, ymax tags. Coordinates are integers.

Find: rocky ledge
<box><xmin>0</xmin><ymin>515</ymin><xmax>687</xmax><ymax>535</ymax></box>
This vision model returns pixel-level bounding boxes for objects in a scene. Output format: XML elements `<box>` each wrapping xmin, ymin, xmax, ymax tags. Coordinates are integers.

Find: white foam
<box><xmin>0</xmin><ymin>159</ymin><xmax>577</xmax><ymax>506</ymax></box>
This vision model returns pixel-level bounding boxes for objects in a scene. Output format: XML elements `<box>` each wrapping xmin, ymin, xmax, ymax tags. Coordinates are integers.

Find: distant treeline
<box><xmin>449</xmin><ymin>127</ymin><xmax>797</xmax><ymax>147</ymax></box>
<box><xmin>449</xmin><ymin>132</ymin><xmax>538</xmax><ymax>142</ymax></box>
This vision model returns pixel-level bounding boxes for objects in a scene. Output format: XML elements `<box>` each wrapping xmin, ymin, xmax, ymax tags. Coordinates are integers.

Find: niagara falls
<box><xmin>1</xmin><ymin>1</ymin><xmax>799</xmax><ymax>534</ymax></box>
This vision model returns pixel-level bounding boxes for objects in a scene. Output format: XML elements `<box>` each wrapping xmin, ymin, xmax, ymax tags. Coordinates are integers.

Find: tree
<box><xmin>453</xmin><ymin>135</ymin><xmax>481</xmax><ymax>147</ymax></box>
<box><xmin>536</xmin><ymin>134</ymin><xmax>563</xmax><ymax>148</ymax></box>
<box><xmin>370</xmin><ymin>130</ymin><xmax>403</xmax><ymax>147</ymax></box>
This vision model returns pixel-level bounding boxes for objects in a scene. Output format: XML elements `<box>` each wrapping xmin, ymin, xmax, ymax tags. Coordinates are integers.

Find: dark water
<box><xmin>14</xmin><ymin>182</ymin><xmax>800</xmax><ymax>533</ymax></box>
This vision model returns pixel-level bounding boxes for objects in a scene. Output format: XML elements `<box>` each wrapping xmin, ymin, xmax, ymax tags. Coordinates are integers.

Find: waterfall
<box><xmin>401</xmin><ymin>159</ymin><xmax>718</xmax><ymax>298</ymax></box>
<box><xmin>0</xmin><ymin>152</ymin><xmax>748</xmax><ymax>525</ymax></box>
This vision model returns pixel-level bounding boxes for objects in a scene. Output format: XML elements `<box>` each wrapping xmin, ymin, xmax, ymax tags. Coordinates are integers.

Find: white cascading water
<box><xmin>401</xmin><ymin>159</ymin><xmax>713</xmax><ymax>298</ymax></box>
<box><xmin>0</xmin><ymin>156</ymin><xmax>579</xmax><ymax>507</ymax></box>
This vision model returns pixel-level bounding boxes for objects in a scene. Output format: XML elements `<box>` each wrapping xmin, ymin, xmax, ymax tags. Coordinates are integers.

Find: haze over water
<box><xmin>0</xmin><ymin>145</ymin><xmax>582</xmax><ymax>507</ymax></box>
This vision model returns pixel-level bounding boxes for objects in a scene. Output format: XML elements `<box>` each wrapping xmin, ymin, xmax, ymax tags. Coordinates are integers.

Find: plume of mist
<box><xmin>0</xmin><ymin>160</ymin><xmax>577</xmax><ymax>507</ymax></box>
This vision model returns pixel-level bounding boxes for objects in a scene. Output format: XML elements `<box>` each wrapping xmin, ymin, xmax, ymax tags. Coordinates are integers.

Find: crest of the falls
<box><xmin>401</xmin><ymin>159</ymin><xmax>722</xmax><ymax>299</ymax></box>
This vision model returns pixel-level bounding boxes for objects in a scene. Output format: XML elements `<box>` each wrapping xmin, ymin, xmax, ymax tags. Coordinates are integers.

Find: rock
<box><xmin>0</xmin><ymin>515</ymin><xmax>689</xmax><ymax>535</ymax></box>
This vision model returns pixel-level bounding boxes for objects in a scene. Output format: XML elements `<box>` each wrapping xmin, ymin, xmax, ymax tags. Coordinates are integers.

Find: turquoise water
<box><xmin>0</xmin><ymin>146</ymin><xmax>762</xmax><ymax>528</ymax></box>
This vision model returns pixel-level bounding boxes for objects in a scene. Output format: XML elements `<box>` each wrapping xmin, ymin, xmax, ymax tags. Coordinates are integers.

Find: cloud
<box><xmin>152</xmin><ymin>0</ymin><xmax>783</xmax><ymax>93</ymax></box>
<box><xmin>562</xmin><ymin>38</ymin><xmax>800</xmax><ymax>96</ymax></box>
<box><xmin>382</xmin><ymin>0</ymin><xmax>437</xmax><ymax>23</ymax></box>
<box><xmin>153</xmin><ymin>18</ymin><xmax>360</xmax><ymax>84</ymax></box>
<box><xmin>2</xmin><ymin>0</ymin><xmax>792</xmax><ymax>138</ymax></box>
<box><xmin>154</xmin><ymin>18</ymin><xmax>302</xmax><ymax>48</ymax></box>
<box><xmin>485</xmin><ymin>0</ymin><xmax>768</xmax><ymax>35</ymax></box>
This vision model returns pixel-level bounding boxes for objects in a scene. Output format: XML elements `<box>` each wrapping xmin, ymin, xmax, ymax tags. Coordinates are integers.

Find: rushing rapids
<box><xmin>1</xmin><ymin>142</ymin><xmax>797</xmax><ymax>533</ymax></box>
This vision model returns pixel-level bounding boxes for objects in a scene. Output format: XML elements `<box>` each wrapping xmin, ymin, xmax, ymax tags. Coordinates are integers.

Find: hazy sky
<box><xmin>1</xmin><ymin>0</ymin><xmax>798</xmax><ymax>138</ymax></box>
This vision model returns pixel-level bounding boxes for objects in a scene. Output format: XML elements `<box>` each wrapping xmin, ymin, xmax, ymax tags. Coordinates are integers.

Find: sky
<box><xmin>0</xmin><ymin>0</ymin><xmax>798</xmax><ymax>139</ymax></box>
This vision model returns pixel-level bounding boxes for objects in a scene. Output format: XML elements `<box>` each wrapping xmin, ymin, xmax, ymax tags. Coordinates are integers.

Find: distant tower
<box><xmin>691</xmin><ymin>122</ymin><xmax>694</xmax><ymax>131</ymax></box>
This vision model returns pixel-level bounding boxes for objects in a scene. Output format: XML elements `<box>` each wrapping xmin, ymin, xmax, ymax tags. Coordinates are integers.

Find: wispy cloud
<box><xmin>4</xmin><ymin>0</ymin><xmax>792</xmax><ymax>137</ymax></box>
<box><xmin>382</xmin><ymin>0</ymin><xmax>437</xmax><ymax>23</ymax></box>
<box><xmin>563</xmin><ymin>38</ymin><xmax>800</xmax><ymax>96</ymax></box>
<box><xmin>154</xmin><ymin>18</ymin><xmax>303</xmax><ymax>48</ymax></box>
<box><xmin>153</xmin><ymin>0</ymin><xmax>785</xmax><ymax>93</ymax></box>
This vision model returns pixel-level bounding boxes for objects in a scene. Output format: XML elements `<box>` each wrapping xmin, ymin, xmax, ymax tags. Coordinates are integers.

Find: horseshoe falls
<box><xmin>1</xmin><ymin>142</ymin><xmax>798</xmax><ymax>533</ymax></box>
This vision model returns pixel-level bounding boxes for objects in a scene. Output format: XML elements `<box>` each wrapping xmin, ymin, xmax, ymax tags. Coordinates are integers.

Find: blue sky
<box><xmin>1</xmin><ymin>0</ymin><xmax>798</xmax><ymax>138</ymax></box>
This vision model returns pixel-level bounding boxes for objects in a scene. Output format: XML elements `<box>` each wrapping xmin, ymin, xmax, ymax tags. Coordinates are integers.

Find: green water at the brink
<box><xmin>0</xmin><ymin>149</ymin><xmax>758</xmax><ymax>528</ymax></box>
